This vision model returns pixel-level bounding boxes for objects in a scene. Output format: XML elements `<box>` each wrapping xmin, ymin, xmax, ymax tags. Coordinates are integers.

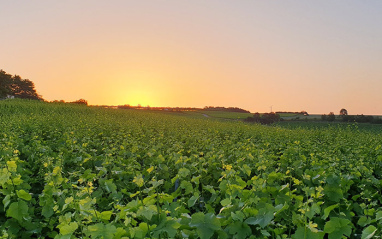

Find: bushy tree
<box><xmin>71</xmin><ymin>99</ymin><xmax>88</xmax><ymax>105</ymax></box>
<box><xmin>245</xmin><ymin>112</ymin><xmax>280</xmax><ymax>125</ymax></box>
<box><xmin>340</xmin><ymin>108</ymin><xmax>348</xmax><ymax>116</ymax></box>
<box><xmin>0</xmin><ymin>70</ymin><xmax>12</xmax><ymax>98</ymax></box>
<box><xmin>327</xmin><ymin>112</ymin><xmax>335</xmax><ymax>122</ymax></box>
<box><xmin>0</xmin><ymin>70</ymin><xmax>42</xmax><ymax>100</ymax></box>
<box><xmin>342</xmin><ymin>115</ymin><xmax>355</xmax><ymax>122</ymax></box>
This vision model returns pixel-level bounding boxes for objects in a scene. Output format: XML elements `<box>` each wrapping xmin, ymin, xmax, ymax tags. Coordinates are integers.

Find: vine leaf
<box><xmin>324</xmin><ymin>217</ymin><xmax>352</xmax><ymax>239</ymax></box>
<box><xmin>189</xmin><ymin>212</ymin><xmax>221</xmax><ymax>239</ymax></box>
<box><xmin>6</xmin><ymin>200</ymin><xmax>29</xmax><ymax>222</ymax></box>
<box><xmin>361</xmin><ymin>225</ymin><xmax>377</xmax><ymax>239</ymax></box>
<box><xmin>86</xmin><ymin>223</ymin><xmax>117</xmax><ymax>239</ymax></box>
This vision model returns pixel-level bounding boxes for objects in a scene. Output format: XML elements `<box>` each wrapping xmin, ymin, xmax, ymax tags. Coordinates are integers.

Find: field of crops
<box><xmin>198</xmin><ymin>111</ymin><xmax>253</xmax><ymax>119</ymax></box>
<box><xmin>1</xmin><ymin>99</ymin><xmax>382</xmax><ymax>238</ymax></box>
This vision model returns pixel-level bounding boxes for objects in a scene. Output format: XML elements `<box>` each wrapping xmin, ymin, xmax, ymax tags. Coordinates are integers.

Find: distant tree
<box><xmin>203</xmin><ymin>106</ymin><xmax>250</xmax><ymax>113</ymax></box>
<box><xmin>11</xmin><ymin>75</ymin><xmax>42</xmax><ymax>100</ymax></box>
<box><xmin>71</xmin><ymin>99</ymin><xmax>88</xmax><ymax>105</ymax></box>
<box><xmin>245</xmin><ymin>116</ymin><xmax>255</xmax><ymax>122</ymax></box>
<box><xmin>327</xmin><ymin>112</ymin><xmax>335</xmax><ymax>122</ymax></box>
<box><xmin>0</xmin><ymin>70</ymin><xmax>13</xmax><ymax>98</ymax></box>
<box><xmin>261</xmin><ymin>113</ymin><xmax>280</xmax><ymax>124</ymax></box>
<box><xmin>340</xmin><ymin>108</ymin><xmax>348</xmax><ymax>116</ymax></box>
<box><xmin>0</xmin><ymin>70</ymin><xmax>42</xmax><ymax>100</ymax></box>
<box><xmin>51</xmin><ymin>100</ymin><xmax>65</xmax><ymax>103</ymax></box>
<box><xmin>372</xmin><ymin>117</ymin><xmax>382</xmax><ymax>124</ymax></box>
<box><xmin>245</xmin><ymin>112</ymin><xmax>280</xmax><ymax>125</ymax></box>
<box><xmin>342</xmin><ymin>115</ymin><xmax>355</xmax><ymax>122</ymax></box>
<box><xmin>354</xmin><ymin>114</ymin><xmax>374</xmax><ymax>123</ymax></box>
<box><xmin>321</xmin><ymin>114</ymin><xmax>327</xmax><ymax>121</ymax></box>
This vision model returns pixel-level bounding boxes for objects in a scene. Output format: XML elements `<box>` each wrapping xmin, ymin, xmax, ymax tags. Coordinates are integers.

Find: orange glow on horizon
<box><xmin>2</xmin><ymin>1</ymin><xmax>382</xmax><ymax>115</ymax></box>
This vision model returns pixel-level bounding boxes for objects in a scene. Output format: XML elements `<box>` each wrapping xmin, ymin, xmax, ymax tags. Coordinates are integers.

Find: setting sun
<box><xmin>2</xmin><ymin>2</ymin><xmax>382</xmax><ymax>238</ymax></box>
<box><xmin>1</xmin><ymin>1</ymin><xmax>382</xmax><ymax>114</ymax></box>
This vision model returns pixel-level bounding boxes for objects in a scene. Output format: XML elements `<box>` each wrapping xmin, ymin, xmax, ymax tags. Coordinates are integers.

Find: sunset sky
<box><xmin>1</xmin><ymin>1</ymin><xmax>382</xmax><ymax>114</ymax></box>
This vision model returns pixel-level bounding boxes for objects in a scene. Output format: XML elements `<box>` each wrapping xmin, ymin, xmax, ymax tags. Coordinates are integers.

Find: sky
<box><xmin>1</xmin><ymin>1</ymin><xmax>382</xmax><ymax>114</ymax></box>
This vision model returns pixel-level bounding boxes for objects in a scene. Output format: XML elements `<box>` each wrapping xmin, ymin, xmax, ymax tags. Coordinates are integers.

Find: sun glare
<box><xmin>125</xmin><ymin>90</ymin><xmax>154</xmax><ymax>107</ymax></box>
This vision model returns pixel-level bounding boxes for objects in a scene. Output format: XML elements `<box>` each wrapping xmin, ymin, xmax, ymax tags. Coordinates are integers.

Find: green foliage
<box><xmin>244</xmin><ymin>203</ymin><xmax>274</xmax><ymax>228</ymax></box>
<box><xmin>1</xmin><ymin>99</ymin><xmax>382</xmax><ymax>238</ymax></box>
<box><xmin>86</xmin><ymin>223</ymin><xmax>117</xmax><ymax>239</ymax></box>
<box><xmin>361</xmin><ymin>225</ymin><xmax>377</xmax><ymax>239</ymax></box>
<box><xmin>6</xmin><ymin>201</ymin><xmax>29</xmax><ymax>222</ymax></box>
<box><xmin>324</xmin><ymin>218</ymin><xmax>352</xmax><ymax>239</ymax></box>
<box><xmin>190</xmin><ymin>212</ymin><xmax>221</xmax><ymax>239</ymax></box>
<box><xmin>0</xmin><ymin>70</ymin><xmax>42</xmax><ymax>100</ymax></box>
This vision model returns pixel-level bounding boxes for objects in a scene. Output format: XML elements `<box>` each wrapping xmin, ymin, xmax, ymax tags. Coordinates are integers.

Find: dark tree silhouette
<box><xmin>71</xmin><ymin>99</ymin><xmax>88</xmax><ymax>105</ymax></box>
<box><xmin>340</xmin><ymin>108</ymin><xmax>348</xmax><ymax>116</ymax></box>
<box><xmin>327</xmin><ymin>112</ymin><xmax>335</xmax><ymax>122</ymax></box>
<box><xmin>0</xmin><ymin>70</ymin><xmax>12</xmax><ymax>98</ymax></box>
<box><xmin>0</xmin><ymin>70</ymin><xmax>42</xmax><ymax>100</ymax></box>
<box><xmin>245</xmin><ymin>112</ymin><xmax>280</xmax><ymax>125</ymax></box>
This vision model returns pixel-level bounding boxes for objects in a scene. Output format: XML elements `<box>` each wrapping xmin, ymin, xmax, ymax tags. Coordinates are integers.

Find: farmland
<box><xmin>1</xmin><ymin>100</ymin><xmax>382</xmax><ymax>238</ymax></box>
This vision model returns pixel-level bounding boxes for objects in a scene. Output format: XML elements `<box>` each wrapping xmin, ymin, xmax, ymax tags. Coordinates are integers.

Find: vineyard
<box><xmin>1</xmin><ymin>99</ymin><xmax>382</xmax><ymax>239</ymax></box>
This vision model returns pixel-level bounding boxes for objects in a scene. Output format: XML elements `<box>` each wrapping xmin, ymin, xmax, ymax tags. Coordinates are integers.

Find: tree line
<box><xmin>321</xmin><ymin>108</ymin><xmax>382</xmax><ymax>124</ymax></box>
<box><xmin>0</xmin><ymin>70</ymin><xmax>42</xmax><ymax>100</ymax></box>
<box><xmin>245</xmin><ymin>112</ymin><xmax>281</xmax><ymax>125</ymax></box>
<box><xmin>1</xmin><ymin>69</ymin><xmax>89</xmax><ymax>105</ymax></box>
<box><xmin>203</xmin><ymin>106</ymin><xmax>250</xmax><ymax>113</ymax></box>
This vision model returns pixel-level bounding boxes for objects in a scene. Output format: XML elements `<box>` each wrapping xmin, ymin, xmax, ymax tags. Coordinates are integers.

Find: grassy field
<box><xmin>197</xmin><ymin>111</ymin><xmax>253</xmax><ymax>119</ymax></box>
<box><xmin>1</xmin><ymin>99</ymin><xmax>382</xmax><ymax>238</ymax></box>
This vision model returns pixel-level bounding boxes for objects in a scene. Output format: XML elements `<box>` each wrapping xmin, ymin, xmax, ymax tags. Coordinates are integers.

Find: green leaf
<box><xmin>137</xmin><ymin>205</ymin><xmax>157</xmax><ymax>220</ymax></box>
<box><xmin>324</xmin><ymin>217</ymin><xmax>352</xmax><ymax>239</ymax></box>
<box><xmin>6</xmin><ymin>200</ymin><xmax>29</xmax><ymax>222</ymax></box>
<box><xmin>321</xmin><ymin>204</ymin><xmax>338</xmax><ymax>220</ymax></box>
<box><xmin>65</xmin><ymin>196</ymin><xmax>74</xmax><ymax>204</ymax></box>
<box><xmin>6</xmin><ymin>161</ymin><xmax>17</xmax><ymax>172</ymax></box>
<box><xmin>361</xmin><ymin>225</ymin><xmax>377</xmax><ymax>239</ymax></box>
<box><xmin>220</xmin><ymin>198</ymin><xmax>231</xmax><ymax>207</ymax></box>
<box><xmin>0</xmin><ymin>168</ymin><xmax>11</xmax><ymax>186</ymax></box>
<box><xmin>358</xmin><ymin>216</ymin><xmax>371</xmax><ymax>227</ymax></box>
<box><xmin>292</xmin><ymin>226</ymin><xmax>324</xmax><ymax>239</ymax></box>
<box><xmin>326</xmin><ymin>174</ymin><xmax>340</xmax><ymax>185</ymax></box>
<box><xmin>227</xmin><ymin>221</ymin><xmax>251</xmax><ymax>239</ymax></box>
<box><xmin>130</xmin><ymin>222</ymin><xmax>148</xmax><ymax>239</ymax></box>
<box><xmin>180</xmin><ymin>181</ymin><xmax>193</xmax><ymax>195</ymax></box>
<box><xmin>241</xmin><ymin>164</ymin><xmax>251</xmax><ymax>176</ymax></box>
<box><xmin>42</xmin><ymin>198</ymin><xmax>55</xmax><ymax>218</ymax></box>
<box><xmin>189</xmin><ymin>212</ymin><xmax>221</xmax><ymax>239</ymax></box>
<box><xmin>152</xmin><ymin>218</ymin><xmax>181</xmax><ymax>238</ymax></box>
<box><xmin>376</xmin><ymin>211</ymin><xmax>382</xmax><ymax>221</ymax></box>
<box><xmin>3</xmin><ymin>194</ymin><xmax>11</xmax><ymax>209</ymax></box>
<box><xmin>133</xmin><ymin>175</ymin><xmax>144</xmax><ymax>187</ymax></box>
<box><xmin>231</xmin><ymin>211</ymin><xmax>245</xmax><ymax>222</ymax></box>
<box><xmin>17</xmin><ymin>189</ymin><xmax>32</xmax><ymax>201</ymax></box>
<box><xmin>306</xmin><ymin>203</ymin><xmax>321</xmax><ymax>219</ymax></box>
<box><xmin>100</xmin><ymin>211</ymin><xmax>113</xmax><ymax>221</ymax></box>
<box><xmin>87</xmin><ymin>223</ymin><xmax>117</xmax><ymax>239</ymax></box>
<box><xmin>188</xmin><ymin>194</ymin><xmax>199</xmax><ymax>207</ymax></box>
<box><xmin>104</xmin><ymin>179</ymin><xmax>117</xmax><ymax>193</ymax></box>
<box><xmin>244</xmin><ymin>203</ymin><xmax>274</xmax><ymax>228</ymax></box>
<box><xmin>178</xmin><ymin>168</ymin><xmax>190</xmax><ymax>178</ymax></box>
<box><xmin>59</xmin><ymin>222</ymin><xmax>78</xmax><ymax>235</ymax></box>
<box><xmin>324</xmin><ymin>186</ymin><xmax>343</xmax><ymax>202</ymax></box>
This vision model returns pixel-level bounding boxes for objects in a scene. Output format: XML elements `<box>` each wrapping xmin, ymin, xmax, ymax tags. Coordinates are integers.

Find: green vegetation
<box><xmin>1</xmin><ymin>99</ymin><xmax>382</xmax><ymax>238</ymax></box>
<box><xmin>245</xmin><ymin>113</ymin><xmax>281</xmax><ymax>125</ymax></box>
<box><xmin>199</xmin><ymin>111</ymin><xmax>253</xmax><ymax>119</ymax></box>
